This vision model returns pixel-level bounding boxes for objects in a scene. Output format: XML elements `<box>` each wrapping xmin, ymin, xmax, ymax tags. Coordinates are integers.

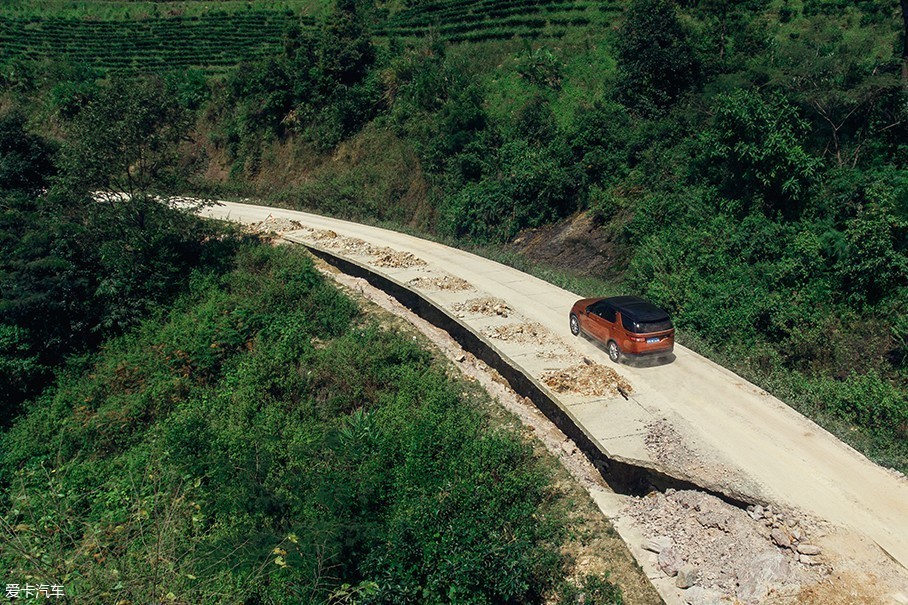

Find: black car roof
<box><xmin>601</xmin><ymin>296</ymin><xmax>669</xmax><ymax>322</ymax></box>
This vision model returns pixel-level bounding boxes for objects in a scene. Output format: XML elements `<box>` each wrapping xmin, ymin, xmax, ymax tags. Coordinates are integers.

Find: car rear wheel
<box><xmin>569</xmin><ymin>314</ymin><xmax>580</xmax><ymax>336</ymax></box>
<box><xmin>608</xmin><ymin>340</ymin><xmax>621</xmax><ymax>363</ymax></box>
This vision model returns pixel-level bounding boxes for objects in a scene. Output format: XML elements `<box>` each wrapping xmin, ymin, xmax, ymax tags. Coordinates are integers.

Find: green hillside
<box><xmin>0</xmin><ymin>0</ymin><xmax>617</xmax><ymax>73</ymax></box>
<box><xmin>2</xmin><ymin>0</ymin><xmax>907</xmax><ymax>484</ymax></box>
<box><xmin>0</xmin><ymin>12</ymin><xmax>314</xmax><ymax>73</ymax></box>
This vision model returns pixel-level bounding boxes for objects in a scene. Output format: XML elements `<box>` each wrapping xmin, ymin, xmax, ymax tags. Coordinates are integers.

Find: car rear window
<box><xmin>622</xmin><ymin>315</ymin><xmax>673</xmax><ymax>333</ymax></box>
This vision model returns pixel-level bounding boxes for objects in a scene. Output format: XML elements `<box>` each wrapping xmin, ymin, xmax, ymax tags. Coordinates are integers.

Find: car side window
<box><xmin>590</xmin><ymin>302</ymin><xmax>616</xmax><ymax>323</ymax></box>
<box><xmin>621</xmin><ymin>314</ymin><xmax>635</xmax><ymax>332</ymax></box>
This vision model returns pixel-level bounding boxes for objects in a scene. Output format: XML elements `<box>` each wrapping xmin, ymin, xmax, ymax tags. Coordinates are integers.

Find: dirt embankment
<box><xmin>508</xmin><ymin>211</ymin><xmax>630</xmax><ymax>277</ymax></box>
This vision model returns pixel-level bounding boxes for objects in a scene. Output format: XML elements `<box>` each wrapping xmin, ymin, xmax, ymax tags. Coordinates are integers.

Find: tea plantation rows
<box><xmin>1</xmin><ymin>0</ymin><xmax>616</xmax><ymax>72</ymax></box>
<box><xmin>0</xmin><ymin>11</ymin><xmax>315</xmax><ymax>73</ymax></box>
<box><xmin>379</xmin><ymin>0</ymin><xmax>615</xmax><ymax>42</ymax></box>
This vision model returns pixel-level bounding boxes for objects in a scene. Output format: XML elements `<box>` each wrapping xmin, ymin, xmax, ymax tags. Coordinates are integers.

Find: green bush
<box><xmin>2</xmin><ymin>244</ymin><xmax>583</xmax><ymax>604</ymax></box>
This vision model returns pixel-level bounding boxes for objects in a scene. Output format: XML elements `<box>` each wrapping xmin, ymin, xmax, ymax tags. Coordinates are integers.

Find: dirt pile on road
<box><xmin>247</xmin><ymin>216</ymin><xmax>305</xmax><ymax>235</ymax></box>
<box><xmin>306</xmin><ymin>229</ymin><xmax>376</xmax><ymax>256</ymax></box>
<box><xmin>369</xmin><ymin>247</ymin><xmax>427</xmax><ymax>268</ymax></box>
<box><xmin>541</xmin><ymin>363</ymin><xmax>632</xmax><ymax>397</ymax></box>
<box><xmin>625</xmin><ymin>490</ymin><xmax>824</xmax><ymax>604</ymax></box>
<box><xmin>451</xmin><ymin>297</ymin><xmax>512</xmax><ymax>317</ymax></box>
<box><xmin>483</xmin><ymin>322</ymin><xmax>550</xmax><ymax>344</ymax></box>
<box><xmin>406</xmin><ymin>274</ymin><xmax>473</xmax><ymax>291</ymax></box>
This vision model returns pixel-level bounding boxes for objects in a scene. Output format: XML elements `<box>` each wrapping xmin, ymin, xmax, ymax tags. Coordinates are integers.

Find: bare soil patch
<box><xmin>483</xmin><ymin>322</ymin><xmax>549</xmax><ymax>344</ymax></box>
<box><xmin>508</xmin><ymin>210</ymin><xmax>630</xmax><ymax>276</ymax></box>
<box><xmin>542</xmin><ymin>363</ymin><xmax>633</xmax><ymax>398</ymax></box>
<box><xmin>450</xmin><ymin>297</ymin><xmax>512</xmax><ymax>318</ymax></box>
<box><xmin>625</xmin><ymin>490</ymin><xmax>825</xmax><ymax>604</ymax></box>
<box><xmin>310</xmin><ymin>230</ymin><xmax>377</xmax><ymax>256</ymax></box>
<box><xmin>369</xmin><ymin>247</ymin><xmax>427</xmax><ymax>268</ymax></box>
<box><xmin>246</xmin><ymin>216</ymin><xmax>305</xmax><ymax>235</ymax></box>
<box><xmin>406</xmin><ymin>274</ymin><xmax>473</xmax><ymax>291</ymax></box>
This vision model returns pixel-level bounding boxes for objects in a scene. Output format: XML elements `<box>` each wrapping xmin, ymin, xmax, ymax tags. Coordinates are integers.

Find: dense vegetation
<box><xmin>3</xmin><ymin>243</ymin><xmax>611</xmax><ymax>603</ymax></box>
<box><xmin>4</xmin><ymin>1</ymin><xmax>907</xmax><ymax>472</ymax></box>
<box><xmin>2</xmin><ymin>0</ymin><xmax>906</xmax><ymax>599</ymax></box>
<box><xmin>199</xmin><ymin>0</ymin><xmax>906</xmax><ymax>470</ymax></box>
<box><xmin>0</xmin><ymin>92</ymin><xmax>630</xmax><ymax>603</ymax></box>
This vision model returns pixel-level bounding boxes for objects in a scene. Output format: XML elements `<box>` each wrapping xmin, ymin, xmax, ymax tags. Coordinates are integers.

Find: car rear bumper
<box><xmin>622</xmin><ymin>344</ymin><xmax>674</xmax><ymax>358</ymax></box>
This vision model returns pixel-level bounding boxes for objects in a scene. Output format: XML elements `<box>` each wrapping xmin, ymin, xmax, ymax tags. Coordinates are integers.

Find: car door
<box><xmin>586</xmin><ymin>302</ymin><xmax>617</xmax><ymax>344</ymax></box>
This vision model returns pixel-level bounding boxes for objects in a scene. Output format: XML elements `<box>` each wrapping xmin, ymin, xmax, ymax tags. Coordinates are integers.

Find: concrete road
<box><xmin>201</xmin><ymin>200</ymin><xmax>908</xmax><ymax>571</ymax></box>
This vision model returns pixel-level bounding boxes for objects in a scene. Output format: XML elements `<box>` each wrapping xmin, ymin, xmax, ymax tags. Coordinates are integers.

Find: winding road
<box><xmin>200</xmin><ymin>199</ymin><xmax>908</xmax><ymax>576</ymax></box>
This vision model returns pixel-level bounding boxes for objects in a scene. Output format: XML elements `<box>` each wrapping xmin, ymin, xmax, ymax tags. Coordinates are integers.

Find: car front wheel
<box><xmin>608</xmin><ymin>340</ymin><xmax>621</xmax><ymax>363</ymax></box>
<box><xmin>569</xmin><ymin>314</ymin><xmax>580</xmax><ymax>336</ymax></box>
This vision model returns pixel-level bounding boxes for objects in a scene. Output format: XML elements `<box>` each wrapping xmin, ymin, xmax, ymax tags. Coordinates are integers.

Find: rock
<box><xmin>560</xmin><ymin>440</ymin><xmax>577</xmax><ymax>456</ymax></box>
<box><xmin>799</xmin><ymin>554</ymin><xmax>821</xmax><ymax>565</ymax></box>
<box><xmin>455</xmin><ymin>354</ymin><xmax>466</xmax><ymax>362</ymax></box>
<box><xmin>748</xmin><ymin>504</ymin><xmax>764</xmax><ymax>520</ymax></box>
<box><xmin>770</xmin><ymin>527</ymin><xmax>791</xmax><ymax>549</ymax></box>
<box><xmin>684</xmin><ymin>586</ymin><xmax>725</xmax><ymax>605</ymax></box>
<box><xmin>697</xmin><ymin>511</ymin><xmax>729</xmax><ymax>532</ymax></box>
<box><xmin>675</xmin><ymin>565</ymin><xmax>701</xmax><ymax>589</ymax></box>
<box><xmin>658</xmin><ymin>547</ymin><xmax>680</xmax><ymax>577</ymax></box>
<box><xmin>737</xmin><ymin>551</ymin><xmax>791</xmax><ymax>604</ymax></box>
<box><xmin>796</xmin><ymin>544</ymin><xmax>820</xmax><ymax>555</ymax></box>
<box><xmin>643</xmin><ymin>535</ymin><xmax>673</xmax><ymax>554</ymax></box>
<box><xmin>792</xmin><ymin>527</ymin><xmax>802</xmax><ymax>541</ymax></box>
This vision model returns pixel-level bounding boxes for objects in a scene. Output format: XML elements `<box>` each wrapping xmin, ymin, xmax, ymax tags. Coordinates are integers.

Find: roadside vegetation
<box><xmin>0</xmin><ymin>95</ymin><xmax>639</xmax><ymax>603</ymax></box>
<box><xmin>2</xmin><ymin>1</ymin><xmax>906</xmax><ymax>472</ymax></box>
<box><xmin>1</xmin><ymin>0</ymin><xmax>905</xmax><ymax>599</ymax></box>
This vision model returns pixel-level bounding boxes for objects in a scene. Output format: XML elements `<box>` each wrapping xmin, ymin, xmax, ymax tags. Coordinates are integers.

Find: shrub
<box><xmin>615</xmin><ymin>0</ymin><xmax>701</xmax><ymax>115</ymax></box>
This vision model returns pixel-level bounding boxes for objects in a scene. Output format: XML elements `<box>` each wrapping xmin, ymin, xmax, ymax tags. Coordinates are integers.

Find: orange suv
<box><xmin>569</xmin><ymin>296</ymin><xmax>674</xmax><ymax>363</ymax></box>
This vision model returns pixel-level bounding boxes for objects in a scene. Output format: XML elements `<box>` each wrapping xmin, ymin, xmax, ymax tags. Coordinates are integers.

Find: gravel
<box><xmin>624</xmin><ymin>490</ymin><xmax>825</xmax><ymax>604</ymax></box>
<box><xmin>450</xmin><ymin>297</ymin><xmax>513</xmax><ymax>318</ymax></box>
<box><xmin>541</xmin><ymin>363</ymin><xmax>633</xmax><ymax>397</ymax></box>
<box><xmin>406</xmin><ymin>274</ymin><xmax>473</xmax><ymax>291</ymax></box>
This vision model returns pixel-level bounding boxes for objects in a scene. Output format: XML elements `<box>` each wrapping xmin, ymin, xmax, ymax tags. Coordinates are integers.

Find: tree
<box><xmin>615</xmin><ymin>0</ymin><xmax>701</xmax><ymax>116</ymax></box>
<box><xmin>58</xmin><ymin>75</ymin><xmax>191</xmax><ymax>199</ymax></box>
<box><xmin>700</xmin><ymin>89</ymin><xmax>818</xmax><ymax>215</ymax></box>
<box><xmin>0</xmin><ymin>112</ymin><xmax>55</xmax><ymax>194</ymax></box>
<box><xmin>679</xmin><ymin>0</ymin><xmax>769</xmax><ymax>63</ymax></box>
<box><xmin>902</xmin><ymin>0</ymin><xmax>908</xmax><ymax>83</ymax></box>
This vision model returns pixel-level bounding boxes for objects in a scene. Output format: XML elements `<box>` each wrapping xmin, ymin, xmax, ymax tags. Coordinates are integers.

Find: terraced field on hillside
<box><xmin>0</xmin><ymin>11</ymin><xmax>314</xmax><ymax>73</ymax></box>
<box><xmin>379</xmin><ymin>0</ymin><xmax>617</xmax><ymax>43</ymax></box>
<box><xmin>0</xmin><ymin>0</ymin><xmax>617</xmax><ymax>73</ymax></box>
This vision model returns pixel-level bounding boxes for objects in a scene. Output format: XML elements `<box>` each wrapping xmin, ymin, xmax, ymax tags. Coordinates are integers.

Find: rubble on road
<box><xmin>541</xmin><ymin>363</ymin><xmax>633</xmax><ymax>397</ymax></box>
<box><xmin>483</xmin><ymin>322</ymin><xmax>552</xmax><ymax>344</ymax></box>
<box><xmin>644</xmin><ymin>420</ymin><xmax>754</xmax><ymax>497</ymax></box>
<box><xmin>624</xmin><ymin>490</ymin><xmax>826</xmax><ymax>604</ymax></box>
<box><xmin>450</xmin><ymin>297</ymin><xmax>512</xmax><ymax>318</ymax></box>
<box><xmin>406</xmin><ymin>274</ymin><xmax>473</xmax><ymax>291</ymax></box>
<box><xmin>246</xmin><ymin>216</ymin><xmax>306</xmax><ymax>235</ymax></box>
<box><xmin>315</xmin><ymin>233</ymin><xmax>376</xmax><ymax>256</ymax></box>
<box><xmin>369</xmin><ymin>247</ymin><xmax>427</xmax><ymax>268</ymax></box>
